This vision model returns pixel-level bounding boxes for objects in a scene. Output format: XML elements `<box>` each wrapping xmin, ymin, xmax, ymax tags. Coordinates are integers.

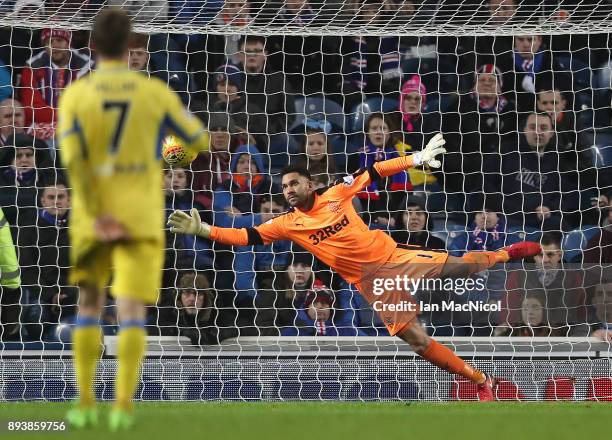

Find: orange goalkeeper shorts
<box><xmin>355</xmin><ymin>245</ymin><xmax>449</xmax><ymax>336</ymax></box>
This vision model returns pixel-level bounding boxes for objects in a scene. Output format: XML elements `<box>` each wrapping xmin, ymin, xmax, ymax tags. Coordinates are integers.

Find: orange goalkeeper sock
<box><xmin>461</xmin><ymin>250</ymin><xmax>510</xmax><ymax>273</ymax></box>
<box><xmin>420</xmin><ymin>339</ymin><xmax>486</xmax><ymax>384</ymax></box>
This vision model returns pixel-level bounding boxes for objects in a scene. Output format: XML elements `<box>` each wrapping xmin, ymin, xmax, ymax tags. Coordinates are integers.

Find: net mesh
<box><xmin>0</xmin><ymin>0</ymin><xmax>611</xmax><ymax>401</ymax></box>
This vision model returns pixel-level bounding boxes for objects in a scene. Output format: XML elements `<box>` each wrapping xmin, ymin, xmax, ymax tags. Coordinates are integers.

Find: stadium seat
<box><xmin>543</xmin><ymin>377</ymin><xmax>576</xmax><ymax>401</ymax></box>
<box><xmin>447</xmin><ymin>230</ymin><xmax>469</xmax><ymax>256</ymax></box>
<box><xmin>348</xmin><ymin>97</ymin><xmax>400</xmax><ymax>134</ymax></box>
<box><xmin>506</xmin><ymin>226</ymin><xmax>542</xmax><ymax>246</ymax></box>
<box><xmin>562</xmin><ymin>227</ymin><xmax>600</xmax><ymax>263</ymax></box>
<box><xmin>431</xmin><ymin>219</ymin><xmax>464</xmax><ymax>244</ymax></box>
<box><xmin>423</xmin><ymin>93</ymin><xmax>456</xmax><ymax>113</ymax></box>
<box><xmin>291</xmin><ymin>96</ymin><xmax>346</xmax><ymax>134</ymax></box>
<box><xmin>450</xmin><ymin>379</ymin><xmax>526</xmax><ymax>401</ymax></box>
<box><xmin>556</xmin><ymin>54</ymin><xmax>592</xmax><ymax>90</ymax></box>
<box><xmin>449</xmin><ymin>379</ymin><xmax>478</xmax><ymax>401</ymax></box>
<box><xmin>563</xmin><ymin>230</ymin><xmax>585</xmax><ymax>263</ymax></box>
<box><xmin>495</xmin><ymin>379</ymin><xmax>527</xmax><ymax>401</ymax></box>
<box><xmin>587</xmin><ymin>377</ymin><xmax>612</xmax><ymax>401</ymax></box>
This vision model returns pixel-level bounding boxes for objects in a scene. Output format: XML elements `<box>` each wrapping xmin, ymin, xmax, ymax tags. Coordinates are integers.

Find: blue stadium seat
<box><xmin>447</xmin><ymin>230</ymin><xmax>468</xmax><ymax>256</ymax></box>
<box><xmin>348</xmin><ymin>97</ymin><xmax>400</xmax><ymax>134</ymax></box>
<box><xmin>562</xmin><ymin>227</ymin><xmax>600</xmax><ymax>263</ymax></box>
<box><xmin>290</xmin><ymin>96</ymin><xmax>345</xmax><ymax>134</ymax></box>
<box><xmin>506</xmin><ymin>226</ymin><xmax>542</xmax><ymax>245</ymax></box>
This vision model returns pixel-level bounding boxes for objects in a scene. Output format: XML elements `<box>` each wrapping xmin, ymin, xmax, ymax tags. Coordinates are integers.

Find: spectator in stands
<box><xmin>337</xmin><ymin>281</ymin><xmax>390</xmax><ymax>336</ymax></box>
<box><xmin>391</xmin><ymin>196</ymin><xmax>445</xmax><ymax>249</ymax></box>
<box><xmin>280</xmin><ymin>282</ymin><xmax>362</xmax><ymax>336</ymax></box>
<box><xmin>0</xmin><ymin>206</ymin><xmax>20</xmax><ymax>340</ymax></box>
<box><xmin>535</xmin><ymin>85</ymin><xmax>592</xmax><ymax>161</ymax></box>
<box><xmin>495</xmin><ymin>34</ymin><xmax>572</xmax><ymax>113</ymax></box>
<box><xmin>399</xmin><ymin>75</ymin><xmax>439</xmax><ymax>148</ymax></box>
<box><xmin>341</xmin><ymin>1</ymin><xmax>402</xmax><ymax>109</ymax></box>
<box><xmin>168</xmin><ymin>0</ymin><xmax>220</xmax><ymax>24</ymax></box>
<box><xmin>488</xmin><ymin>0</ymin><xmax>516</xmax><ymax>24</ymax></box>
<box><xmin>444</xmin><ymin>64</ymin><xmax>516</xmax><ymax>199</ymax></box>
<box><xmin>0</xmin><ymin>133</ymin><xmax>53</xmax><ymax>225</ymax></box>
<box><xmin>0</xmin><ymin>99</ymin><xmax>27</xmax><ymax>147</ymax></box>
<box><xmin>237</xmin><ymin>35</ymin><xmax>295</xmax><ymax>137</ymax></box>
<box><xmin>213</xmin><ymin>143</ymin><xmax>277</xmax><ymax>228</ymax></box>
<box><xmin>503</xmin><ymin>232</ymin><xmax>588</xmax><ymax>335</ymax></box>
<box><xmin>582</xmin><ymin>194</ymin><xmax>611</xmax><ymax>228</ymax></box>
<box><xmin>583</xmin><ymin>225</ymin><xmax>612</xmax><ymax>302</ymax></box>
<box><xmin>467</xmin><ymin>208</ymin><xmax>506</xmax><ymax>252</ymax></box>
<box><xmin>354</xmin><ymin>112</ymin><xmax>413</xmax><ymax>228</ymax></box>
<box><xmin>271</xmin><ymin>0</ymin><xmax>348</xmax><ymax>94</ymax></box>
<box><xmin>255</xmin><ymin>194</ymin><xmax>291</xmax><ymax>283</ymax></box>
<box><xmin>291</xmin><ymin>119</ymin><xmax>337</xmax><ymax>182</ymax></box>
<box><xmin>397</xmin><ymin>75</ymin><xmax>441</xmax><ymax>190</ymax></box>
<box><xmin>209</xmin><ymin>63</ymin><xmax>267</xmax><ymax>152</ymax></box>
<box><xmin>127</xmin><ymin>32</ymin><xmax>187</xmax><ymax>102</ymax></box>
<box><xmin>20</xmin><ymin>28</ymin><xmax>92</xmax><ymax>126</ymax></box>
<box><xmin>488</xmin><ymin>112</ymin><xmax>580</xmax><ymax>230</ymax></box>
<box><xmin>211</xmin><ymin>1</ymin><xmax>253</xmax><ymax>64</ymax></box>
<box><xmin>17</xmin><ymin>178</ymin><xmax>75</xmax><ymax>339</ymax></box>
<box><xmin>247</xmin><ymin>194</ymin><xmax>293</xmax><ymax>335</ymax></box>
<box><xmin>162</xmin><ymin>272</ymin><xmax>241</xmax><ymax>345</ymax></box>
<box><xmin>534</xmin><ymin>87</ymin><xmax>596</xmax><ymax>202</ymax></box>
<box><xmin>589</xmin><ymin>282</ymin><xmax>612</xmax><ymax>341</ymax></box>
<box><xmin>213</xmin><ymin>144</ymin><xmax>279</xmax><ymax>305</ymax></box>
<box><xmin>275</xmin><ymin>0</ymin><xmax>317</xmax><ymax>26</ymax></box>
<box><xmin>163</xmin><ymin>167</ymin><xmax>213</xmax><ymax>287</ymax></box>
<box><xmin>464</xmin><ymin>207</ymin><xmax>509</xmax><ymax>320</ymax></box>
<box><xmin>0</xmin><ymin>1</ymin><xmax>44</xmax><ymax>79</ymax></box>
<box><xmin>191</xmin><ymin>112</ymin><xmax>241</xmax><ymax>211</ymax></box>
<box><xmin>495</xmin><ymin>291</ymin><xmax>556</xmax><ymax>336</ymax></box>
<box><xmin>271</xmin><ymin>251</ymin><xmax>315</xmax><ymax>331</ymax></box>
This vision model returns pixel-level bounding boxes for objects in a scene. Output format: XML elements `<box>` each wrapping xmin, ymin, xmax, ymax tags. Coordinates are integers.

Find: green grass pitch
<box><xmin>0</xmin><ymin>401</ymin><xmax>609</xmax><ymax>440</ymax></box>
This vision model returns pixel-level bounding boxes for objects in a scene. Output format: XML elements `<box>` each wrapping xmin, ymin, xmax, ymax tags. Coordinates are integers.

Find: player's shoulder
<box><xmin>59</xmin><ymin>77</ymin><xmax>87</xmax><ymax>106</ymax></box>
<box><xmin>274</xmin><ymin>208</ymin><xmax>296</xmax><ymax>223</ymax></box>
<box><xmin>260</xmin><ymin>208</ymin><xmax>296</xmax><ymax>228</ymax></box>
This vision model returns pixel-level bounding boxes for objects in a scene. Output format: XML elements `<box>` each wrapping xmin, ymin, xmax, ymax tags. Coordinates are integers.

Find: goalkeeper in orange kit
<box><xmin>168</xmin><ymin>134</ymin><xmax>541</xmax><ymax>401</ymax></box>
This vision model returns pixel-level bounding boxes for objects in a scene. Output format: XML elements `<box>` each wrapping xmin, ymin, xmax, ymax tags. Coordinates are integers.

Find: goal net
<box><xmin>0</xmin><ymin>1</ymin><xmax>611</xmax><ymax>401</ymax></box>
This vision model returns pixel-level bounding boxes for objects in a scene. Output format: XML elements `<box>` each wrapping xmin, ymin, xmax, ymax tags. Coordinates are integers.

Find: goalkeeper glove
<box><xmin>412</xmin><ymin>133</ymin><xmax>446</xmax><ymax>168</ymax></box>
<box><xmin>167</xmin><ymin>208</ymin><xmax>211</xmax><ymax>238</ymax></box>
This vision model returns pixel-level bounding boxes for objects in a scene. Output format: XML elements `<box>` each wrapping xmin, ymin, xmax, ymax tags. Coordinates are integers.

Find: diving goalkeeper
<box><xmin>168</xmin><ymin>134</ymin><xmax>541</xmax><ymax>400</ymax></box>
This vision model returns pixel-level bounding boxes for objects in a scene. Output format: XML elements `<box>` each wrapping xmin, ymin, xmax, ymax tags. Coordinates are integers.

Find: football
<box><xmin>161</xmin><ymin>135</ymin><xmax>197</xmax><ymax>167</ymax></box>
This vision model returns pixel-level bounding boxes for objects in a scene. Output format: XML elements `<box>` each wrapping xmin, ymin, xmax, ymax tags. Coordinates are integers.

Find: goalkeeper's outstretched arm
<box><xmin>334</xmin><ymin>133</ymin><xmax>447</xmax><ymax>199</ymax></box>
<box><xmin>373</xmin><ymin>133</ymin><xmax>446</xmax><ymax>177</ymax></box>
<box><xmin>167</xmin><ymin>134</ymin><xmax>445</xmax><ymax>243</ymax></box>
<box><xmin>167</xmin><ymin>209</ymin><xmax>284</xmax><ymax>247</ymax></box>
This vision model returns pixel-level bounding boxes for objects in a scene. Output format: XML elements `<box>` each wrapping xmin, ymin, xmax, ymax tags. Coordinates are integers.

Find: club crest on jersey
<box><xmin>328</xmin><ymin>201</ymin><xmax>342</xmax><ymax>213</ymax></box>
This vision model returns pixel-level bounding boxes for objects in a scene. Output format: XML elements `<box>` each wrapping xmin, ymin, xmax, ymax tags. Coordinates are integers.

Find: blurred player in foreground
<box><xmin>168</xmin><ymin>134</ymin><xmax>540</xmax><ymax>401</ymax></box>
<box><xmin>58</xmin><ymin>8</ymin><xmax>209</xmax><ymax>430</ymax></box>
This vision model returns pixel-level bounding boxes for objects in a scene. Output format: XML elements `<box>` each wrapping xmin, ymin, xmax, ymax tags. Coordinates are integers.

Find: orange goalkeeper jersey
<box><xmin>209</xmin><ymin>156</ymin><xmax>416</xmax><ymax>284</ymax></box>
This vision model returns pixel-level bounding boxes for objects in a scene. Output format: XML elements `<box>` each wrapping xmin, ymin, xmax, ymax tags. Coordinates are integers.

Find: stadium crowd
<box><xmin>0</xmin><ymin>0</ymin><xmax>611</xmax><ymax>344</ymax></box>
